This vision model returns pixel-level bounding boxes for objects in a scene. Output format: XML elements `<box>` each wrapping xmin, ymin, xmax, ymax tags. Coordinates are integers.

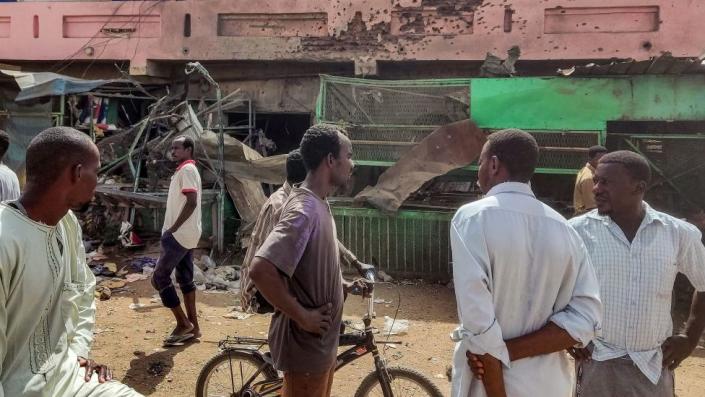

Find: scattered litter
<box><xmin>200</xmin><ymin>255</ymin><xmax>216</xmax><ymax>269</ymax></box>
<box><xmin>223</xmin><ymin>310</ymin><xmax>254</xmax><ymax>320</ymax></box>
<box><xmin>129</xmin><ymin>303</ymin><xmax>147</xmax><ymax>310</ymax></box>
<box><xmin>392</xmin><ymin>351</ymin><xmax>404</xmax><ymax>360</ymax></box>
<box><xmin>142</xmin><ymin>267</ymin><xmax>155</xmax><ymax>277</ymax></box>
<box><xmin>193</xmin><ymin>265</ymin><xmax>207</xmax><ymax>285</ymax></box>
<box><xmin>100</xmin><ymin>280</ymin><xmax>126</xmax><ymax>289</ymax></box>
<box><xmin>103</xmin><ymin>262</ymin><xmax>118</xmax><ymax>275</ymax></box>
<box><xmin>87</xmin><ymin>249</ymin><xmax>108</xmax><ymax>262</ymax></box>
<box><xmin>133</xmin><ymin>350</ymin><xmax>145</xmax><ymax>356</ymax></box>
<box><xmin>434</xmin><ymin>374</ymin><xmax>446</xmax><ymax>379</ymax></box>
<box><xmin>131</xmin><ymin>257</ymin><xmax>157</xmax><ymax>272</ymax></box>
<box><xmin>125</xmin><ymin>273</ymin><xmax>150</xmax><ymax>283</ymax></box>
<box><xmin>148</xmin><ymin>362</ymin><xmax>166</xmax><ymax>376</ymax></box>
<box><xmin>90</xmin><ymin>265</ymin><xmax>105</xmax><ymax>276</ymax></box>
<box><xmin>116</xmin><ymin>268</ymin><xmax>129</xmax><ymax>277</ymax></box>
<box><xmin>378</xmin><ymin>270</ymin><xmax>394</xmax><ymax>282</ymax></box>
<box><xmin>95</xmin><ymin>286</ymin><xmax>111</xmax><ymax>301</ymax></box>
<box><xmin>374</xmin><ymin>298</ymin><xmax>392</xmax><ymax>304</ymax></box>
<box><xmin>383</xmin><ymin>316</ymin><xmax>410</xmax><ymax>335</ymax></box>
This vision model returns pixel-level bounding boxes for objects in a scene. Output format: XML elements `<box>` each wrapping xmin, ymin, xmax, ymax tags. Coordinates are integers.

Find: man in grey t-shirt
<box><xmin>0</xmin><ymin>129</ymin><xmax>20</xmax><ymax>202</ymax></box>
<box><xmin>250</xmin><ymin>124</ymin><xmax>356</xmax><ymax>397</ymax></box>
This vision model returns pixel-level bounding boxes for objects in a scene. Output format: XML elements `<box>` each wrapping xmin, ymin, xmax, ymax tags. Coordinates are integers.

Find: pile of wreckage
<box><xmin>85</xmin><ymin>91</ymin><xmax>290</xmax><ymax>298</ymax></box>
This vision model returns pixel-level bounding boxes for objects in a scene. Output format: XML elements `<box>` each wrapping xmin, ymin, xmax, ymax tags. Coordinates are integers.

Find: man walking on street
<box><xmin>0</xmin><ymin>127</ymin><xmax>141</xmax><ymax>396</ymax></box>
<box><xmin>450</xmin><ymin>129</ymin><xmax>602</xmax><ymax>397</ymax></box>
<box><xmin>568</xmin><ymin>151</ymin><xmax>705</xmax><ymax>396</ymax></box>
<box><xmin>573</xmin><ymin>145</ymin><xmax>608</xmax><ymax>215</ymax></box>
<box><xmin>241</xmin><ymin>148</ymin><xmax>370</xmax><ymax>314</ymax></box>
<box><xmin>151</xmin><ymin>135</ymin><xmax>202</xmax><ymax>345</ymax></box>
<box><xmin>0</xmin><ymin>129</ymin><xmax>20</xmax><ymax>202</ymax></box>
<box><xmin>249</xmin><ymin>124</ymin><xmax>355</xmax><ymax>397</ymax></box>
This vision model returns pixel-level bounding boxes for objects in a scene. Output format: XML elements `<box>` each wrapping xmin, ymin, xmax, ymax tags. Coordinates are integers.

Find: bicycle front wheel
<box><xmin>195</xmin><ymin>350</ymin><xmax>278</xmax><ymax>397</ymax></box>
<box><xmin>354</xmin><ymin>367</ymin><xmax>444</xmax><ymax>397</ymax></box>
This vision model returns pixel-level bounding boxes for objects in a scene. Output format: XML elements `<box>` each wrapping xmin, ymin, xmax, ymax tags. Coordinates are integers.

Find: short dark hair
<box><xmin>485</xmin><ymin>129</ymin><xmax>539</xmax><ymax>183</ymax></box>
<box><xmin>588</xmin><ymin>145</ymin><xmax>608</xmax><ymax>160</ymax></box>
<box><xmin>599</xmin><ymin>150</ymin><xmax>651</xmax><ymax>183</ymax></box>
<box><xmin>26</xmin><ymin>127</ymin><xmax>96</xmax><ymax>186</ymax></box>
<box><xmin>0</xmin><ymin>129</ymin><xmax>9</xmax><ymax>160</ymax></box>
<box><xmin>300</xmin><ymin>124</ymin><xmax>344</xmax><ymax>171</ymax></box>
<box><xmin>286</xmin><ymin>148</ymin><xmax>306</xmax><ymax>184</ymax></box>
<box><xmin>175</xmin><ymin>135</ymin><xmax>195</xmax><ymax>156</ymax></box>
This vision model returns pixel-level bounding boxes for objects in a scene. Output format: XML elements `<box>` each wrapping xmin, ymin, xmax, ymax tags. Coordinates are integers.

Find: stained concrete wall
<box><xmin>0</xmin><ymin>0</ymin><xmax>703</xmax><ymax>76</ymax></box>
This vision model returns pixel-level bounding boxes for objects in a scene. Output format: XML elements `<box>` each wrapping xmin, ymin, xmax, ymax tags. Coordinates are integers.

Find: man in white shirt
<box><xmin>151</xmin><ymin>135</ymin><xmax>202</xmax><ymax>346</ymax></box>
<box><xmin>451</xmin><ymin>129</ymin><xmax>602</xmax><ymax>397</ymax></box>
<box><xmin>568</xmin><ymin>151</ymin><xmax>705</xmax><ymax>396</ymax></box>
<box><xmin>0</xmin><ymin>126</ymin><xmax>141</xmax><ymax>396</ymax></box>
<box><xmin>0</xmin><ymin>130</ymin><xmax>20</xmax><ymax>202</ymax></box>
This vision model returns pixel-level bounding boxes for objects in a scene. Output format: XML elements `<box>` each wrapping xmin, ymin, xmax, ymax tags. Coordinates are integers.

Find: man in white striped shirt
<box><xmin>568</xmin><ymin>151</ymin><xmax>705</xmax><ymax>396</ymax></box>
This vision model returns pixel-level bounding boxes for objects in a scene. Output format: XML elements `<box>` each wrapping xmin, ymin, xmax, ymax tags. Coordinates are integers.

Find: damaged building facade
<box><xmin>2</xmin><ymin>0</ymin><xmax>705</xmax><ymax>279</ymax></box>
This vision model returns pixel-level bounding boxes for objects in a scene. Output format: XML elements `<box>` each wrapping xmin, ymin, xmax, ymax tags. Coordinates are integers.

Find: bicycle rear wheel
<box><xmin>354</xmin><ymin>367</ymin><xmax>444</xmax><ymax>397</ymax></box>
<box><xmin>195</xmin><ymin>350</ymin><xmax>278</xmax><ymax>397</ymax></box>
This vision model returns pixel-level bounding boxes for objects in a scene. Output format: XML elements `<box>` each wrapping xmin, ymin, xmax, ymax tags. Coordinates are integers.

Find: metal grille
<box><xmin>332</xmin><ymin>206</ymin><xmax>454</xmax><ymax>280</ymax></box>
<box><xmin>609</xmin><ymin>134</ymin><xmax>705</xmax><ymax>212</ymax></box>
<box><xmin>318</xmin><ymin>75</ymin><xmax>470</xmax><ymax>164</ymax></box>
<box><xmin>532</xmin><ymin>130</ymin><xmax>600</xmax><ymax>171</ymax></box>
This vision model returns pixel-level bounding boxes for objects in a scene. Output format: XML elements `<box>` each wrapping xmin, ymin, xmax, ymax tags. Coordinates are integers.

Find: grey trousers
<box><xmin>576</xmin><ymin>357</ymin><xmax>674</xmax><ymax>397</ymax></box>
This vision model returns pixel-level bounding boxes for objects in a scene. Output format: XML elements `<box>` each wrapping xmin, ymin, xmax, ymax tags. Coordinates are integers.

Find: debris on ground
<box><xmin>129</xmin><ymin>303</ymin><xmax>147</xmax><ymax>310</ymax></box>
<box><xmin>223</xmin><ymin>309</ymin><xmax>254</xmax><ymax>320</ymax></box>
<box><xmin>148</xmin><ymin>362</ymin><xmax>167</xmax><ymax>376</ymax></box>
<box><xmin>378</xmin><ymin>270</ymin><xmax>394</xmax><ymax>283</ymax></box>
<box><xmin>125</xmin><ymin>273</ymin><xmax>150</xmax><ymax>283</ymax></box>
<box><xmin>95</xmin><ymin>286</ymin><xmax>111</xmax><ymax>301</ymax></box>
<box><xmin>131</xmin><ymin>257</ymin><xmax>157</xmax><ymax>272</ymax></box>
<box><xmin>383</xmin><ymin>316</ymin><xmax>410</xmax><ymax>335</ymax></box>
<box><xmin>86</xmin><ymin>249</ymin><xmax>108</xmax><ymax>262</ymax></box>
<box><xmin>374</xmin><ymin>298</ymin><xmax>392</xmax><ymax>304</ymax></box>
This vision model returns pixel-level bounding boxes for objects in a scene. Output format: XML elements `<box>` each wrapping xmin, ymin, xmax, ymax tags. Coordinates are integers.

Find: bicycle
<box><xmin>195</xmin><ymin>268</ymin><xmax>444</xmax><ymax>397</ymax></box>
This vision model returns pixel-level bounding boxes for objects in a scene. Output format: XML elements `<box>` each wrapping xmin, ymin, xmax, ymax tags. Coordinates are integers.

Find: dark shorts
<box><xmin>151</xmin><ymin>231</ymin><xmax>196</xmax><ymax>308</ymax></box>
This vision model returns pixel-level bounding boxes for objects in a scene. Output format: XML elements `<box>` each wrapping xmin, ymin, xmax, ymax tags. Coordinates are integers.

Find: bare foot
<box><xmin>191</xmin><ymin>328</ymin><xmax>202</xmax><ymax>339</ymax></box>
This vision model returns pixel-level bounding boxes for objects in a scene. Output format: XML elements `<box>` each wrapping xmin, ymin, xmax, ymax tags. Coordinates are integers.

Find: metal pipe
<box><xmin>185</xmin><ymin>62</ymin><xmax>225</xmax><ymax>254</ymax></box>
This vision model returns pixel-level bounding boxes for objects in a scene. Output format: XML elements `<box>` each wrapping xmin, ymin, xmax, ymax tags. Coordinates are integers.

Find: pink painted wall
<box><xmin>0</xmin><ymin>0</ymin><xmax>702</xmax><ymax>75</ymax></box>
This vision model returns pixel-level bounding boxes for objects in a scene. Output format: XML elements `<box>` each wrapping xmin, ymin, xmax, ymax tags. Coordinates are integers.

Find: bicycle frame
<box><xmin>214</xmin><ymin>273</ymin><xmax>404</xmax><ymax>397</ymax></box>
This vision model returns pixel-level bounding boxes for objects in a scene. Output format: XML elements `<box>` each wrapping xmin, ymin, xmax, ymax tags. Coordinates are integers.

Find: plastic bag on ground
<box><xmin>383</xmin><ymin>316</ymin><xmax>409</xmax><ymax>335</ymax></box>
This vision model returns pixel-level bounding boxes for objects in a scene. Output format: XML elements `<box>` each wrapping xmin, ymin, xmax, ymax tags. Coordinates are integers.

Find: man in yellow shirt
<box><xmin>573</xmin><ymin>145</ymin><xmax>607</xmax><ymax>215</ymax></box>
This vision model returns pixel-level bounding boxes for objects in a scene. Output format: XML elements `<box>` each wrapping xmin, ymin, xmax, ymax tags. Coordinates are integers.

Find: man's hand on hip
<box><xmin>296</xmin><ymin>302</ymin><xmax>333</xmax><ymax>336</ymax></box>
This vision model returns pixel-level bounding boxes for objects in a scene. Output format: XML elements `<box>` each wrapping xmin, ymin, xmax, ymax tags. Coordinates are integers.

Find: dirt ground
<box><xmin>90</xmin><ymin>278</ymin><xmax>705</xmax><ymax>397</ymax></box>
